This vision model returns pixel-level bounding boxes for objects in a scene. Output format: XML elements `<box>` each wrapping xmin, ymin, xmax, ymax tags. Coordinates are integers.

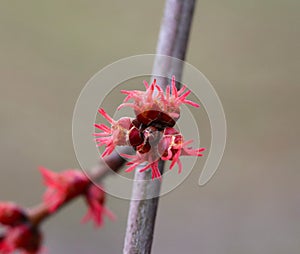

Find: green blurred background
<box><xmin>0</xmin><ymin>0</ymin><xmax>299</xmax><ymax>253</ymax></box>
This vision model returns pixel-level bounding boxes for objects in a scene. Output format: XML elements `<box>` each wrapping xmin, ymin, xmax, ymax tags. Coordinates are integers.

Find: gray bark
<box><xmin>123</xmin><ymin>1</ymin><xmax>197</xmax><ymax>253</ymax></box>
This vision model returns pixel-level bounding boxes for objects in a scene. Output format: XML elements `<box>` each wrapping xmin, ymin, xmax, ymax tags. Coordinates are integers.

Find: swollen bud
<box><xmin>0</xmin><ymin>224</ymin><xmax>42</xmax><ymax>254</ymax></box>
<box><xmin>0</xmin><ymin>202</ymin><xmax>27</xmax><ymax>226</ymax></box>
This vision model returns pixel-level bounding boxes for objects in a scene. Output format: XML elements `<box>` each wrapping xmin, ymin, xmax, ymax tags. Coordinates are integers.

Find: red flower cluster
<box><xmin>0</xmin><ymin>203</ymin><xmax>42</xmax><ymax>254</ymax></box>
<box><xmin>40</xmin><ymin>167</ymin><xmax>114</xmax><ymax>227</ymax></box>
<box><xmin>39</xmin><ymin>167</ymin><xmax>90</xmax><ymax>212</ymax></box>
<box><xmin>95</xmin><ymin>76</ymin><xmax>205</xmax><ymax>179</ymax></box>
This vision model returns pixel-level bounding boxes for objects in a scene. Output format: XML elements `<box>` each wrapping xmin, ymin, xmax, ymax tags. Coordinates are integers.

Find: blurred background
<box><xmin>0</xmin><ymin>0</ymin><xmax>299</xmax><ymax>253</ymax></box>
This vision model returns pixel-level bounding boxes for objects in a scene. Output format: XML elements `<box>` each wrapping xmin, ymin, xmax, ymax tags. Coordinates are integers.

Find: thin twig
<box><xmin>123</xmin><ymin>1</ymin><xmax>196</xmax><ymax>253</ymax></box>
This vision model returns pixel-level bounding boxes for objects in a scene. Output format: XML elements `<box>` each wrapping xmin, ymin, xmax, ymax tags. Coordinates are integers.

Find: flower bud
<box><xmin>0</xmin><ymin>202</ymin><xmax>27</xmax><ymax>226</ymax></box>
<box><xmin>0</xmin><ymin>224</ymin><xmax>42</xmax><ymax>254</ymax></box>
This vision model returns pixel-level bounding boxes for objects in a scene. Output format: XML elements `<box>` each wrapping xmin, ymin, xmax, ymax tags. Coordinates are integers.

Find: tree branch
<box><xmin>123</xmin><ymin>1</ymin><xmax>196</xmax><ymax>253</ymax></box>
